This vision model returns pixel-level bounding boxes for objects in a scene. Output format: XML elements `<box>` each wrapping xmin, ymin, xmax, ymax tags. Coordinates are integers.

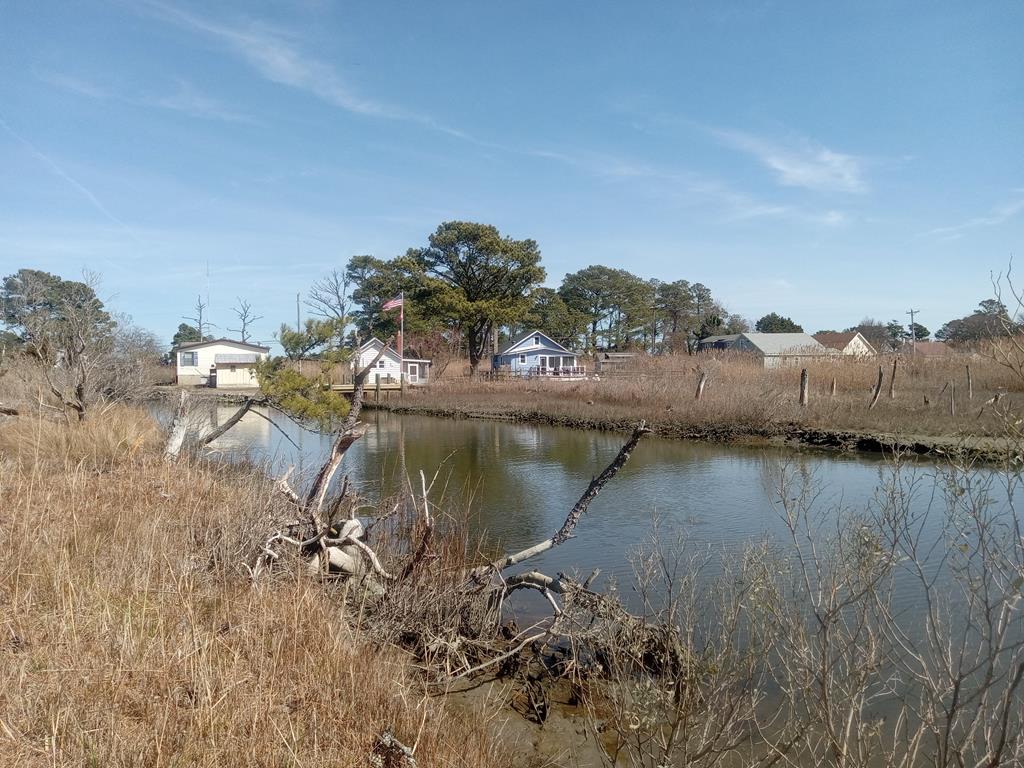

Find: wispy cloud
<box><xmin>920</xmin><ymin>194</ymin><xmax>1024</xmax><ymax>240</ymax></box>
<box><xmin>713</xmin><ymin>128</ymin><xmax>867</xmax><ymax>193</ymax></box>
<box><xmin>528</xmin><ymin>146</ymin><xmax>850</xmax><ymax>226</ymax></box>
<box><xmin>41</xmin><ymin>71</ymin><xmax>254</xmax><ymax>123</ymax></box>
<box><xmin>140</xmin><ymin>1</ymin><xmax>469</xmax><ymax>139</ymax></box>
<box><xmin>0</xmin><ymin>113</ymin><xmax>136</xmax><ymax>236</ymax></box>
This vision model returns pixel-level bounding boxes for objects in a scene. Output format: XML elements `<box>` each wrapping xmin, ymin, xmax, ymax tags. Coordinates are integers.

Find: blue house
<box><xmin>491</xmin><ymin>330</ymin><xmax>584</xmax><ymax>378</ymax></box>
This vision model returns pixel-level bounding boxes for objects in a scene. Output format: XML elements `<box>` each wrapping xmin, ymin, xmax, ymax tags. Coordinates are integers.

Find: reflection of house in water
<box><xmin>206</xmin><ymin>405</ymin><xmax>272</xmax><ymax>452</ymax></box>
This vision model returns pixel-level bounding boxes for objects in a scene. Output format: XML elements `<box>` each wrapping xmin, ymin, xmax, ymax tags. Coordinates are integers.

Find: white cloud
<box><xmin>41</xmin><ymin>71</ymin><xmax>254</xmax><ymax>123</ymax></box>
<box><xmin>714</xmin><ymin>128</ymin><xmax>868</xmax><ymax>193</ymax></box>
<box><xmin>141</xmin><ymin>0</ymin><xmax>468</xmax><ymax>139</ymax></box>
<box><xmin>920</xmin><ymin>194</ymin><xmax>1024</xmax><ymax>240</ymax></box>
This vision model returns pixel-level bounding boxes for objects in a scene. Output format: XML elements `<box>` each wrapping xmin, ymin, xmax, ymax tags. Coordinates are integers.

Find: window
<box><xmin>180</xmin><ymin>351</ymin><xmax>198</xmax><ymax>366</ymax></box>
<box><xmin>377</xmin><ymin>359</ymin><xmax>387</xmax><ymax>368</ymax></box>
<box><xmin>519</xmin><ymin>354</ymin><xmax>526</xmax><ymax>363</ymax></box>
<box><xmin>534</xmin><ymin>336</ymin><xmax>540</xmax><ymax>345</ymax></box>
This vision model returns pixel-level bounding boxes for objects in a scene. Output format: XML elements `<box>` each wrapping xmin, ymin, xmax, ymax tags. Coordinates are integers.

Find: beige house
<box><xmin>174</xmin><ymin>339</ymin><xmax>269</xmax><ymax>388</ymax></box>
<box><xmin>813</xmin><ymin>331</ymin><xmax>877</xmax><ymax>357</ymax></box>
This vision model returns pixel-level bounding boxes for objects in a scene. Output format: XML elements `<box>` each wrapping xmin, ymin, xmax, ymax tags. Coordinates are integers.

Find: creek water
<box><xmin>170</xmin><ymin>403</ymin><xmax>1015</xmax><ymax>610</ymax></box>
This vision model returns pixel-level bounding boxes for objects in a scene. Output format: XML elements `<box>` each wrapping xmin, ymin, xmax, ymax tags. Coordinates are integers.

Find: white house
<box><xmin>729</xmin><ymin>333</ymin><xmax>834</xmax><ymax>368</ymax></box>
<box><xmin>491</xmin><ymin>330</ymin><xmax>584</xmax><ymax>378</ymax></box>
<box><xmin>353</xmin><ymin>338</ymin><xmax>431</xmax><ymax>385</ymax></box>
<box><xmin>173</xmin><ymin>339</ymin><xmax>270</xmax><ymax>388</ymax></box>
<box><xmin>813</xmin><ymin>331</ymin><xmax>877</xmax><ymax>357</ymax></box>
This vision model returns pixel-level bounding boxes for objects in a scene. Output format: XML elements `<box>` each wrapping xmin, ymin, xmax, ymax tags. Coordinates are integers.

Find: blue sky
<box><xmin>2</xmin><ymin>0</ymin><xmax>1022</xmax><ymax>346</ymax></box>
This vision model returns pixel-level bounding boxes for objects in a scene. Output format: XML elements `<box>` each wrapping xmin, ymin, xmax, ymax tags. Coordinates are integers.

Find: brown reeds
<box><xmin>399</xmin><ymin>351</ymin><xmax>1020</xmax><ymax>439</ymax></box>
<box><xmin>0</xmin><ymin>411</ymin><xmax>509</xmax><ymax>767</ymax></box>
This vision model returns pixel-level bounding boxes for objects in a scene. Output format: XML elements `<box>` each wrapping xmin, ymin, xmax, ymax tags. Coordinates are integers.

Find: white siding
<box><xmin>843</xmin><ymin>336</ymin><xmax>874</xmax><ymax>356</ymax></box>
<box><xmin>216</xmin><ymin>364</ymin><xmax>259</xmax><ymax>388</ymax></box>
<box><xmin>176</xmin><ymin>342</ymin><xmax>268</xmax><ymax>386</ymax></box>
<box><xmin>355</xmin><ymin>347</ymin><xmax>402</xmax><ymax>382</ymax></box>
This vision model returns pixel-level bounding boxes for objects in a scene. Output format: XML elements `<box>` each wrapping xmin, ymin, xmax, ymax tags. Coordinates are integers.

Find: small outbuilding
<box><xmin>492</xmin><ymin>330</ymin><xmax>584</xmax><ymax>378</ymax></box>
<box><xmin>595</xmin><ymin>351</ymin><xmax>637</xmax><ymax>374</ymax></box>
<box><xmin>813</xmin><ymin>331</ymin><xmax>877</xmax><ymax>357</ymax></box>
<box><xmin>173</xmin><ymin>339</ymin><xmax>270</xmax><ymax>388</ymax></box>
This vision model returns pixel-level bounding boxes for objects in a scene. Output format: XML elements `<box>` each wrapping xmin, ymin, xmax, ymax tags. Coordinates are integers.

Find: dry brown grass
<box><xmin>0</xmin><ymin>411</ymin><xmax>510</xmax><ymax>767</ymax></box>
<box><xmin>406</xmin><ymin>352</ymin><xmax>1021</xmax><ymax>439</ymax></box>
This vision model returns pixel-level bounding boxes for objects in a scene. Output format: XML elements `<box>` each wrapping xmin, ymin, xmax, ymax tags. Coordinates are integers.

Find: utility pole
<box><xmin>906</xmin><ymin>308</ymin><xmax>919</xmax><ymax>354</ymax></box>
<box><xmin>296</xmin><ymin>292</ymin><xmax>301</xmax><ymax>330</ymax></box>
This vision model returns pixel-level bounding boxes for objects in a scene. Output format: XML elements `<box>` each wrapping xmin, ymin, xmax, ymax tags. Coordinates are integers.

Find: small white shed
<box><xmin>173</xmin><ymin>339</ymin><xmax>269</xmax><ymax>388</ymax></box>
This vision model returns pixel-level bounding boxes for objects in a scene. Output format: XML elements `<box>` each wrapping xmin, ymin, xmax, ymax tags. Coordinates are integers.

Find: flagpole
<box><xmin>399</xmin><ymin>291</ymin><xmax>404</xmax><ymax>362</ymax></box>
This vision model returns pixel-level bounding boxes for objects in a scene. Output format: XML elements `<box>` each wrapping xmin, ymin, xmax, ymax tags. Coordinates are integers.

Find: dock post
<box><xmin>799</xmin><ymin>368</ymin><xmax>809</xmax><ymax>407</ymax></box>
<box><xmin>375</xmin><ymin>377</ymin><xmax>381</xmax><ymax>403</ymax></box>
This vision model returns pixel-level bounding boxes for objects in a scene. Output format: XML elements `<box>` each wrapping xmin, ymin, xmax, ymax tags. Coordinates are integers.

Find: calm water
<box><xmin>174</xmin><ymin>403</ymin><xmax>1010</xmax><ymax>602</ymax></box>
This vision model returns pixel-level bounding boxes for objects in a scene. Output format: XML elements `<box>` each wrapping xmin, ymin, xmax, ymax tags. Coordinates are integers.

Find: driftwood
<box><xmin>695</xmin><ymin>371</ymin><xmax>707</xmax><ymax>401</ymax></box>
<box><xmin>473</xmin><ymin>421</ymin><xmax>651</xmax><ymax>580</ymax></box>
<box><xmin>253</xmin><ymin>338</ymin><xmax>394</xmax><ymax>581</ymax></box>
<box><xmin>198</xmin><ymin>397</ymin><xmax>254</xmax><ymax>446</ymax></box>
<box><xmin>868</xmin><ymin>365</ymin><xmax>884</xmax><ymax>410</ymax></box>
<box><xmin>830</xmin><ymin>377</ymin><xmax>837</xmax><ymax>398</ymax></box>
<box><xmin>163</xmin><ymin>391</ymin><xmax>190</xmax><ymax>460</ymax></box>
<box><xmin>0</xmin><ymin>404</ymin><xmax>18</xmax><ymax>416</ymax></box>
<box><xmin>888</xmin><ymin>357</ymin><xmax>898</xmax><ymax>399</ymax></box>
<box><xmin>966</xmin><ymin>364</ymin><xmax>974</xmax><ymax>400</ymax></box>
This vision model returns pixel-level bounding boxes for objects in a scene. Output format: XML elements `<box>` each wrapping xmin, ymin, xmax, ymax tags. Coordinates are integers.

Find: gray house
<box><xmin>729</xmin><ymin>333</ymin><xmax>834</xmax><ymax>368</ymax></box>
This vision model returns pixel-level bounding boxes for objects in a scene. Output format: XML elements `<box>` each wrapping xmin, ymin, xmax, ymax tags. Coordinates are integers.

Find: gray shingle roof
<box><xmin>739</xmin><ymin>333</ymin><xmax>830</xmax><ymax>356</ymax></box>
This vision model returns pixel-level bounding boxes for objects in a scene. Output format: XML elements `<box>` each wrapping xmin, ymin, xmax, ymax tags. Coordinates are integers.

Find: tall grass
<box><xmin>408</xmin><ymin>352</ymin><xmax>1020</xmax><ymax>438</ymax></box>
<box><xmin>0</xmin><ymin>411</ymin><xmax>509</xmax><ymax>767</ymax></box>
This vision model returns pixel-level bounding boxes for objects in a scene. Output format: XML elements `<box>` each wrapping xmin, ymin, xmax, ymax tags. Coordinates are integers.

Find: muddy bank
<box><xmin>364</xmin><ymin>400</ymin><xmax>1016</xmax><ymax>464</ymax></box>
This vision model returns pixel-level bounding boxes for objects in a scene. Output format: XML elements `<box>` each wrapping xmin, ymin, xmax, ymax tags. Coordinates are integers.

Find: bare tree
<box><xmin>183</xmin><ymin>295</ymin><xmax>213</xmax><ymax>339</ymax></box>
<box><xmin>306</xmin><ymin>269</ymin><xmax>350</xmax><ymax>344</ymax></box>
<box><xmin>227</xmin><ymin>297</ymin><xmax>263</xmax><ymax>343</ymax></box>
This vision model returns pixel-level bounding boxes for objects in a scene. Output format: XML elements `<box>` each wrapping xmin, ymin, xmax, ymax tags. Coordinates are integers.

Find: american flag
<box><xmin>382</xmin><ymin>295</ymin><xmax>404</xmax><ymax>311</ymax></box>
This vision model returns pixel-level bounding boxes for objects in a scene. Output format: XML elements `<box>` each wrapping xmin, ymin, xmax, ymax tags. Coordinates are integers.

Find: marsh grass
<box><xmin>0</xmin><ymin>411</ymin><xmax>510</xmax><ymax>767</ymax></box>
<box><xmin>410</xmin><ymin>352</ymin><xmax>1022</xmax><ymax>438</ymax></box>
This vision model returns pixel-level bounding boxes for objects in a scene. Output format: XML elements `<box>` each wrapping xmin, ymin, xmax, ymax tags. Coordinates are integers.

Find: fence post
<box><xmin>830</xmin><ymin>377</ymin><xmax>837</xmax><ymax>398</ymax></box>
<box><xmin>950</xmin><ymin>381</ymin><xmax>956</xmax><ymax>417</ymax></box>
<box><xmin>799</xmin><ymin>368</ymin><xmax>809</xmax><ymax>407</ymax></box>
<box><xmin>695</xmin><ymin>371</ymin><xmax>708</xmax><ymax>401</ymax></box>
<box><xmin>868</xmin><ymin>365</ymin><xmax>884</xmax><ymax>410</ymax></box>
<box><xmin>888</xmin><ymin>357</ymin><xmax>898</xmax><ymax>399</ymax></box>
<box><xmin>966</xmin><ymin>364</ymin><xmax>973</xmax><ymax>400</ymax></box>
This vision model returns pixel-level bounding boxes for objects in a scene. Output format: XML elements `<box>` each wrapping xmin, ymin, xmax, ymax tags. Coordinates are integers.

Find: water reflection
<box><xmin>191</xmin><ymin>405</ymin><xmax>975</xmax><ymax>592</ymax></box>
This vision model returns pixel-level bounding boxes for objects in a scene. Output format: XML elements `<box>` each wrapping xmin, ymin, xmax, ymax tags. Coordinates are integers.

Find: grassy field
<box><xmin>412</xmin><ymin>350</ymin><xmax>1024</xmax><ymax>443</ymax></box>
<box><xmin>0</xmin><ymin>410</ymin><xmax>509</xmax><ymax>767</ymax></box>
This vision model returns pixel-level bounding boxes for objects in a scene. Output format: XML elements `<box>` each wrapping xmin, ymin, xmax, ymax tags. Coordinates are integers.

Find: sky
<box><xmin>1</xmin><ymin>0</ymin><xmax>1022</xmax><ymax>347</ymax></box>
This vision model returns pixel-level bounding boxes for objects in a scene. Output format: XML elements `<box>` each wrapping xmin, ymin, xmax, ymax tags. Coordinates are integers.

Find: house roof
<box><xmin>214</xmin><ymin>353</ymin><xmax>261</xmax><ymax>364</ymax></box>
<box><xmin>812</xmin><ymin>331</ymin><xmax>877</xmax><ymax>354</ymax></box>
<box><xmin>173</xmin><ymin>338</ymin><xmax>270</xmax><ymax>353</ymax></box>
<box><xmin>358</xmin><ymin>338</ymin><xmax>402</xmax><ymax>363</ymax></box>
<box><xmin>813</xmin><ymin>331</ymin><xmax>859</xmax><ymax>350</ymax></box>
<box><xmin>739</xmin><ymin>333</ymin><xmax>830</xmax><ymax>356</ymax></box>
<box><xmin>699</xmin><ymin>334</ymin><xmax>741</xmax><ymax>345</ymax></box>
<box><xmin>496</xmin><ymin>330</ymin><xmax>573</xmax><ymax>356</ymax></box>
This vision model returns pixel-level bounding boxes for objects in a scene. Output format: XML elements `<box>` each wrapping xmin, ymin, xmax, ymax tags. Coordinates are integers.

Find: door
<box><xmin>407</xmin><ymin>363</ymin><xmax>419</xmax><ymax>384</ymax></box>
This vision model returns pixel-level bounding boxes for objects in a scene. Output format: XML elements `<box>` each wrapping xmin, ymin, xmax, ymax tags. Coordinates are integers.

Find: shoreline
<box><xmin>144</xmin><ymin>385</ymin><xmax>1015</xmax><ymax>464</ymax></box>
<box><xmin>362</xmin><ymin>398</ymin><xmax>1015</xmax><ymax>464</ymax></box>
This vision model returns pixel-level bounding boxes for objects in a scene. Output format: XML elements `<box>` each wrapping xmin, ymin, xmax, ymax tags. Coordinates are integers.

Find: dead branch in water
<box><xmin>473</xmin><ymin>421</ymin><xmax>651</xmax><ymax>580</ymax></box>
